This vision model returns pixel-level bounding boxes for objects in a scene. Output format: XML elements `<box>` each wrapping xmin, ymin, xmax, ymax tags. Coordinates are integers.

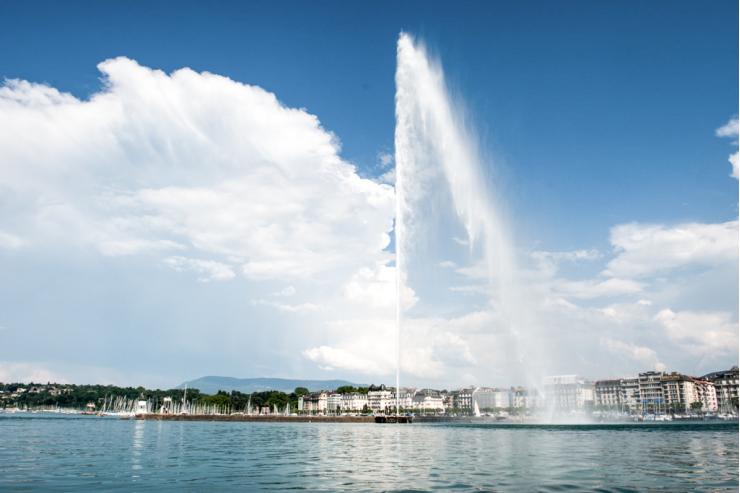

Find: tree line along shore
<box><xmin>0</xmin><ymin>382</ymin><xmax>371</xmax><ymax>413</ymax></box>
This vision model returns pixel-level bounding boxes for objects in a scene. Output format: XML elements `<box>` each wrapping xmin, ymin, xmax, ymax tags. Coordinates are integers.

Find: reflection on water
<box><xmin>131</xmin><ymin>419</ymin><xmax>145</xmax><ymax>477</ymax></box>
<box><xmin>0</xmin><ymin>414</ymin><xmax>737</xmax><ymax>492</ymax></box>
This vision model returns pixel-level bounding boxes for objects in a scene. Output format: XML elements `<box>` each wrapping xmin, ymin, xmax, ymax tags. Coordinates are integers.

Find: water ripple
<box><xmin>0</xmin><ymin>415</ymin><xmax>737</xmax><ymax>492</ymax></box>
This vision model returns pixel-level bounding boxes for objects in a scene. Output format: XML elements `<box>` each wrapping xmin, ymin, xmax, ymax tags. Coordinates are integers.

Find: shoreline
<box><xmin>130</xmin><ymin>413</ymin><xmax>739</xmax><ymax>426</ymax></box>
<box><xmin>134</xmin><ymin>414</ymin><xmax>375</xmax><ymax>423</ymax></box>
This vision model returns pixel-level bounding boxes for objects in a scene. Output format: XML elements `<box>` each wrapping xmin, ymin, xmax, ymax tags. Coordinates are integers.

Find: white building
<box><xmin>594</xmin><ymin>379</ymin><xmax>622</xmax><ymax>408</ymax></box>
<box><xmin>327</xmin><ymin>393</ymin><xmax>343</xmax><ymax>414</ymax></box>
<box><xmin>473</xmin><ymin>387</ymin><xmax>511</xmax><ymax>410</ymax></box>
<box><xmin>367</xmin><ymin>389</ymin><xmax>394</xmax><ymax>414</ymax></box>
<box><xmin>622</xmin><ymin>378</ymin><xmax>640</xmax><ymax>410</ymax></box>
<box><xmin>638</xmin><ymin>371</ymin><xmax>664</xmax><ymax>411</ymax></box>
<box><xmin>544</xmin><ymin>375</ymin><xmax>595</xmax><ymax>410</ymax></box>
<box><xmin>412</xmin><ymin>389</ymin><xmax>445</xmax><ymax>412</ymax></box>
<box><xmin>703</xmin><ymin>367</ymin><xmax>739</xmax><ymax>412</ymax></box>
<box><xmin>298</xmin><ymin>392</ymin><xmax>328</xmax><ymax>414</ymax></box>
<box><xmin>135</xmin><ymin>400</ymin><xmax>148</xmax><ymax>415</ymax></box>
<box><xmin>341</xmin><ymin>392</ymin><xmax>369</xmax><ymax>413</ymax></box>
<box><xmin>594</xmin><ymin>371</ymin><xmax>722</xmax><ymax>414</ymax></box>
<box><xmin>511</xmin><ymin>387</ymin><xmax>535</xmax><ymax>409</ymax></box>
<box><xmin>686</xmin><ymin>378</ymin><xmax>718</xmax><ymax>412</ymax></box>
<box><xmin>594</xmin><ymin>378</ymin><xmax>640</xmax><ymax>412</ymax></box>
<box><xmin>452</xmin><ymin>388</ymin><xmax>473</xmax><ymax>411</ymax></box>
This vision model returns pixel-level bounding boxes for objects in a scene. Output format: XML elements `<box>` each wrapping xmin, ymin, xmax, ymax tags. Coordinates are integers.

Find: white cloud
<box><xmin>554</xmin><ymin>277</ymin><xmax>644</xmax><ymax>300</ymax></box>
<box><xmin>377</xmin><ymin>168</ymin><xmax>396</xmax><ymax>185</ymax></box>
<box><xmin>0</xmin><ymin>231</ymin><xmax>25</xmax><ymax>250</ymax></box>
<box><xmin>715</xmin><ymin>117</ymin><xmax>738</xmax><ymax>138</ymax></box>
<box><xmin>342</xmin><ymin>260</ymin><xmax>417</xmax><ymax>309</ymax></box>
<box><xmin>302</xmin><ymin>309</ymin><xmax>492</xmax><ymax>382</ymax></box>
<box><xmin>601</xmin><ymin>337</ymin><xmax>663</xmax><ymax>370</ymax></box>
<box><xmin>272</xmin><ymin>285</ymin><xmax>296</xmax><ymax>297</ymax></box>
<box><xmin>0</xmin><ymin>57</ymin><xmax>395</xmax><ymax>282</ymax></box>
<box><xmin>0</xmin><ymin>361</ymin><xmax>67</xmax><ymax>384</ymax></box>
<box><xmin>531</xmin><ymin>249</ymin><xmax>601</xmax><ymax>264</ymax></box>
<box><xmin>654</xmin><ymin>308</ymin><xmax>738</xmax><ymax>356</ymax></box>
<box><xmin>163</xmin><ymin>256</ymin><xmax>235</xmax><ymax>282</ymax></box>
<box><xmin>303</xmin><ymin>345</ymin><xmax>385</xmax><ymax>373</ymax></box>
<box><xmin>377</xmin><ymin>151</ymin><xmax>394</xmax><ymax>168</ymax></box>
<box><xmin>716</xmin><ymin>117</ymin><xmax>739</xmax><ymax>179</ymax></box>
<box><xmin>529</xmin><ymin>248</ymin><xmax>602</xmax><ymax>279</ymax></box>
<box><xmin>605</xmin><ymin>220</ymin><xmax>738</xmax><ymax>278</ymax></box>
<box><xmin>250</xmin><ymin>299</ymin><xmax>320</xmax><ymax>313</ymax></box>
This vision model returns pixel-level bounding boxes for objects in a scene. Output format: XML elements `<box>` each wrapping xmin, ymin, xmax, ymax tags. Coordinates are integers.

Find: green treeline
<box><xmin>0</xmin><ymin>382</ymin><xmax>359</xmax><ymax>411</ymax></box>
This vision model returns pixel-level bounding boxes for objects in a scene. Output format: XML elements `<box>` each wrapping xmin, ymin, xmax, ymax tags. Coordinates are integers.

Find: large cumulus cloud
<box><xmin>0</xmin><ymin>58</ymin><xmax>394</xmax><ymax>281</ymax></box>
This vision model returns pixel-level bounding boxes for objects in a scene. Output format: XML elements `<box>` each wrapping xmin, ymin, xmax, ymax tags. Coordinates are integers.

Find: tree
<box><xmin>690</xmin><ymin>401</ymin><xmax>704</xmax><ymax>412</ymax></box>
<box><xmin>294</xmin><ymin>387</ymin><xmax>309</xmax><ymax>397</ymax></box>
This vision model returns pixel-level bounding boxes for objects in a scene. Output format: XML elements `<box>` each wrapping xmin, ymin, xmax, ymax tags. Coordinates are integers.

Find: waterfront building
<box><xmin>660</xmin><ymin>374</ymin><xmax>717</xmax><ymax>413</ymax></box>
<box><xmin>626</xmin><ymin>371</ymin><xmax>721</xmax><ymax>414</ymax></box>
<box><xmin>451</xmin><ymin>388</ymin><xmax>473</xmax><ymax>411</ymax></box>
<box><xmin>299</xmin><ymin>392</ymin><xmax>328</xmax><ymax>414</ymax></box>
<box><xmin>340</xmin><ymin>392</ymin><xmax>368</xmax><ymax>413</ymax></box>
<box><xmin>594</xmin><ymin>378</ymin><xmax>640</xmax><ymax>412</ymax></box>
<box><xmin>393</xmin><ymin>388</ymin><xmax>414</xmax><ymax>409</ymax></box>
<box><xmin>327</xmin><ymin>393</ymin><xmax>343</xmax><ymax>414</ymax></box>
<box><xmin>367</xmin><ymin>388</ymin><xmax>394</xmax><ymax>414</ymax></box>
<box><xmin>544</xmin><ymin>375</ymin><xmax>594</xmax><ymax>410</ymax></box>
<box><xmin>660</xmin><ymin>373</ymin><xmax>693</xmax><ymax>412</ymax></box>
<box><xmin>702</xmin><ymin>367</ymin><xmax>739</xmax><ymax>412</ymax></box>
<box><xmin>135</xmin><ymin>400</ymin><xmax>148</xmax><ymax>414</ymax></box>
<box><xmin>511</xmin><ymin>387</ymin><xmax>532</xmax><ymax>409</ymax></box>
<box><xmin>594</xmin><ymin>379</ymin><xmax>622</xmax><ymax>409</ymax></box>
<box><xmin>621</xmin><ymin>378</ymin><xmax>640</xmax><ymax>410</ymax></box>
<box><xmin>689</xmin><ymin>378</ymin><xmax>718</xmax><ymax>412</ymax></box>
<box><xmin>412</xmin><ymin>389</ymin><xmax>445</xmax><ymax>412</ymax></box>
<box><xmin>638</xmin><ymin>371</ymin><xmax>665</xmax><ymax>412</ymax></box>
<box><xmin>472</xmin><ymin>387</ymin><xmax>511</xmax><ymax>410</ymax></box>
<box><xmin>440</xmin><ymin>391</ymin><xmax>454</xmax><ymax>409</ymax></box>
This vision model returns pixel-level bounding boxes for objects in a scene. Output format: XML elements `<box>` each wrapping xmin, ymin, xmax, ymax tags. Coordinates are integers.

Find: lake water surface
<box><xmin>0</xmin><ymin>414</ymin><xmax>737</xmax><ymax>492</ymax></box>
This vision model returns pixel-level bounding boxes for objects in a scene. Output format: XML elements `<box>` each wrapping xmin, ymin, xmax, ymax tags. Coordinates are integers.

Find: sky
<box><xmin>0</xmin><ymin>1</ymin><xmax>737</xmax><ymax>389</ymax></box>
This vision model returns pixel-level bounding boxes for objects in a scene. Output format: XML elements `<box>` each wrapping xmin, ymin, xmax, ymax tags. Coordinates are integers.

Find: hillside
<box><xmin>178</xmin><ymin>376</ymin><xmax>363</xmax><ymax>394</ymax></box>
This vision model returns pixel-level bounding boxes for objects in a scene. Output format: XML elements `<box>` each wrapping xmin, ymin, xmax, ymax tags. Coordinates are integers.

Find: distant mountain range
<box><xmin>177</xmin><ymin>376</ymin><xmax>363</xmax><ymax>395</ymax></box>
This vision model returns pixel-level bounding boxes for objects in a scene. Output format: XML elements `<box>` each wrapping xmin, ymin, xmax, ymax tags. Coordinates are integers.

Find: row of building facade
<box><xmin>297</xmin><ymin>366</ymin><xmax>738</xmax><ymax>415</ymax></box>
<box><xmin>593</xmin><ymin>368</ymin><xmax>738</xmax><ymax>413</ymax></box>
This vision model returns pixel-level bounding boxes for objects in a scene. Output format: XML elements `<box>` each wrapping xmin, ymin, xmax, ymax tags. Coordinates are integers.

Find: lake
<box><xmin>0</xmin><ymin>414</ymin><xmax>737</xmax><ymax>492</ymax></box>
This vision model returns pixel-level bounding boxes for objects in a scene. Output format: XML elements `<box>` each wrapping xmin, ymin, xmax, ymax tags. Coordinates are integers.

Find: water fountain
<box><xmin>394</xmin><ymin>33</ymin><xmax>545</xmax><ymax>411</ymax></box>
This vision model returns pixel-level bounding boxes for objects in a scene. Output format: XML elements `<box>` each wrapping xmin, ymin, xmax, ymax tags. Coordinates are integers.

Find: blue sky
<box><xmin>0</xmin><ymin>1</ymin><xmax>737</xmax><ymax>388</ymax></box>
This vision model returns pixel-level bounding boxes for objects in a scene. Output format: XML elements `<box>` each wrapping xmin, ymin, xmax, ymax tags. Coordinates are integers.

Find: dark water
<box><xmin>0</xmin><ymin>414</ymin><xmax>737</xmax><ymax>492</ymax></box>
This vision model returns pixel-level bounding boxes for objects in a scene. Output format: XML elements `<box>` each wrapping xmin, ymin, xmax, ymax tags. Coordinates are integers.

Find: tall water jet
<box><xmin>394</xmin><ymin>33</ymin><xmax>545</xmax><ymax>400</ymax></box>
